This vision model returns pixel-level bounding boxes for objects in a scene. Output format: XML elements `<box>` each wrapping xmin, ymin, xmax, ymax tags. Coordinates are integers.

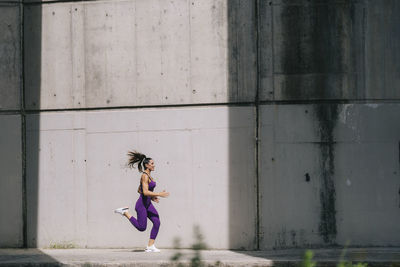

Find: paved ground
<box><xmin>1</xmin><ymin>247</ymin><xmax>400</xmax><ymax>266</ymax></box>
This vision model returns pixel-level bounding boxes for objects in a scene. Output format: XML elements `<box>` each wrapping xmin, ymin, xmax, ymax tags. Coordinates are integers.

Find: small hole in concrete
<box><xmin>305</xmin><ymin>173</ymin><xmax>310</xmax><ymax>182</ymax></box>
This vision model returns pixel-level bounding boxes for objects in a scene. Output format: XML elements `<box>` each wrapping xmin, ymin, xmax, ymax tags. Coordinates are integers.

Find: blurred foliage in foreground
<box><xmin>170</xmin><ymin>226</ymin><xmax>370</xmax><ymax>267</ymax></box>
<box><xmin>170</xmin><ymin>225</ymin><xmax>221</xmax><ymax>267</ymax></box>
<box><xmin>303</xmin><ymin>250</ymin><xmax>368</xmax><ymax>267</ymax></box>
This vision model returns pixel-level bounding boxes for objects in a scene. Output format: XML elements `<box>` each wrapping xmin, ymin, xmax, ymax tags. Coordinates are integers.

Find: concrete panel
<box><xmin>0</xmin><ymin>115</ymin><xmax>23</xmax><ymax>247</ymax></box>
<box><xmin>25</xmin><ymin>3</ymin><xmax>86</xmax><ymax>110</ymax></box>
<box><xmin>26</xmin><ymin>113</ymin><xmax>87</xmax><ymax>248</ymax></box>
<box><xmin>26</xmin><ymin>107</ymin><xmax>256</xmax><ymax>249</ymax></box>
<box><xmin>260</xmin><ymin>105</ymin><xmax>323</xmax><ymax>249</ymax></box>
<box><xmin>270</xmin><ymin>1</ymin><xmax>365</xmax><ymax>100</ymax></box>
<box><xmin>258</xmin><ymin>0</ymin><xmax>273</xmax><ymax>100</ymax></box>
<box><xmin>335</xmin><ymin>143</ymin><xmax>400</xmax><ymax>246</ymax></box>
<box><xmin>0</xmin><ymin>5</ymin><xmax>21</xmax><ymax>110</ymax></box>
<box><xmin>336</xmin><ymin>104</ymin><xmax>400</xmax><ymax>142</ymax></box>
<box><xmin>335</xmin><ymin>104</ymin><xmax>400</xmax><ymax>245</ymax></box>
<box><xmin>189</xmin><ymin>0</ymin><xmax>228</xmax><ymax>103</ymax></box>
<box><xmin>365</xmin><ymin>0</ymin><xmax>400</xmax><ymax>99</ymax></box>
<box><xmin>24</xmin><ymin>0</ymin><xmax>256</xmax><ymax>110</ymax></box>
<box><xmin>84</xmin><ymin>1</ymin><xmax>140</xmax><ymax>107</ymax></box>
<box><xmin>226</xmin><ymin>0</ymin><xmax>257</xmax><ymax>102</ymax></box>
<box><xmin>84</xmin><ymin>106</ymin><xmax>256</xmax><ymax>249</ymax></box>
<box><xmin>260</xmin><ymin>103</ymin><xmax>400</xmax><ymax>249</ymax></box>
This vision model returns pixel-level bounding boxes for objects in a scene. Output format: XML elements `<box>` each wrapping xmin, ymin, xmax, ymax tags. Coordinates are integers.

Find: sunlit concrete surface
<box><xmin>25</xmin><ymin>106</ymin><xmax>256</xmax><ymax>249</ymax></box>
<box><xmin>1</xmin><ymin>248</ymin><xmax>400</xmax><ymax>266</ymax></box>
<box><xmin>24</xmin><ymin>0</ymin><xmax>256</xmax><ymax>110</ymax></box>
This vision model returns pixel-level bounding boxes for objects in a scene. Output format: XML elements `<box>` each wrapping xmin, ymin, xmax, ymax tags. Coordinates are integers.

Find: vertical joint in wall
<box><xmin>20</xmin><ymin>1</ymin><xmax>27</xmax><ymax>248</ymax></box>
<box><xmin>255</xmin><ymin>0</ymin><xmax>261</xmax><ymax>251</ymax></box>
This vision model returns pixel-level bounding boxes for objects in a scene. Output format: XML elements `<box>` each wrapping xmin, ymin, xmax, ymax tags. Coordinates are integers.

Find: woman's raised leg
<box><xmin>125</xmin><ymin>200</ymin><xmax>147</xmax><ymax>232</ymax></box>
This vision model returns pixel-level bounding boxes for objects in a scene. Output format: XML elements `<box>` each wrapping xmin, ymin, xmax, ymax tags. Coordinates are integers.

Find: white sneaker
<box><xmin>114</xmin><ymin>207</ymin><xmax>129</xmax><ymax>215</ymax></box>
<box><xmin>145</xmin><ymin>244</ymin><xmax>160</xmax><ymax>252</ymax></box>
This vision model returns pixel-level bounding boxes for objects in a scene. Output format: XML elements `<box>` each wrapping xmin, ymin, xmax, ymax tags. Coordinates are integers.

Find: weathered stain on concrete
<box><xmin>315</xmin><ymin>104</ymin><xmax>338</xmax><ymax>244</ymax></box>
<box><xmin>278</xmin><ymin>0</ymin><xmax>343</xmax><ymax>244</ymax></box>
<box><xmin>272</xmin><ymin>0</ymin><xmax>366</xmax><ymax>101</ymax></box>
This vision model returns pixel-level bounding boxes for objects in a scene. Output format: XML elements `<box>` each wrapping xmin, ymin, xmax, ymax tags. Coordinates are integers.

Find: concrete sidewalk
<box><xmin>1</xmin><ymin>247</ymin><xmax>400</xmax><ymax>266</ymax></box>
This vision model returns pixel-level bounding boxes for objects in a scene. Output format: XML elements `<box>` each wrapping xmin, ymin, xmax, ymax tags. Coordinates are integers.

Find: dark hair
<box><xmin>127</xmin><ymin>150</ymin><xmax>152</xmax><ymax>172</ymax></box>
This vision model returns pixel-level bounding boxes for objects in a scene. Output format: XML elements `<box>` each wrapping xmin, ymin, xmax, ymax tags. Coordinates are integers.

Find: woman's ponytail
<box><xmin>127</xmin><ymin>150</ymin><xmax>147</xmax><ymax>172</ymax></box>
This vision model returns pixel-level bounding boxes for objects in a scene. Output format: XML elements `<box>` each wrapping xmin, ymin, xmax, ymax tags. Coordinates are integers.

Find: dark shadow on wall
<box><xmin>277</xmin><ymin>0</ymin><xmax>359</xmax><ymax>247</ymax></box>
<box><xmin>227</xmin><ymin>0</ymin><xmax>258</xmax><ymax>250</ymax></box>
<box><xmin>0</xmin><ymin>2</ymin><xmax>24</xmax><ymax>248</ymax></box>
<box><xmin>23</xmin><ymin>2</ymin><xmax>41</xmax><ymax>248</ymax></box>
<box><xmin>226</xmin><ymin>0</ymin><xmax>364</xmax><ymax>251</ymax></box>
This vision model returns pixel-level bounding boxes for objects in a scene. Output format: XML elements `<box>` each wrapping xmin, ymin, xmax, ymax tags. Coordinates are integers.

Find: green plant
<box><xmin>302</xmin><ymin>250</ymin><xmax>316</xmax><ymax>267</ymax></box>
<box><xmin>170</xmin><ymin>237</ymin><xmax>184</xmax><ymax>267</ymax></box>
<box><xmin>302</xmin><ymin>249</ymin><xmax>368</xmax><ymax>267</ymax></box>
<box><xmin>170</xmin><ymin>225</ymin><xmax>222</xmax><ymax>267</ymax></box>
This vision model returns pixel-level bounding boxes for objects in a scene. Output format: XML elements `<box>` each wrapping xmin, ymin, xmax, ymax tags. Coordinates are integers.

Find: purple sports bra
<box><xmin>138</xmin><ymin>172</ymin><xmax>156</xmax><ymax>194</ymax></box>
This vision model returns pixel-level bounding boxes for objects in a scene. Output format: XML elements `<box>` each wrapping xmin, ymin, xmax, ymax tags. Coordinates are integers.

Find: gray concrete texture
<box><xmin>1</xmin><ymin>0</ymin><xmax>400</xmax><ymax>250</ymax></box>
<box><xmin>0</xmin><ymin>4</ymin><xmax>21</xmax><ymax>110</ymax></box>
<box><xmin>259</xmin><ymin>0</ymin><xmax>400</xmax><ymax>101</ymax></box>
<box><xmin>21</xmin><ymin>0</ymin><xmax>400</xmax><ymax>107</ymax></box>
<box><xmin>260</xmin><ymin>103</ymin><xmax>400</xmax><ymax>249</ymax></box>
<box><xmin>0</xmin><ymin>115</ymin><xmax>23</xmax><ymax>247</ymax></box>
<box><xmin>25</xmin><ymin>107</ymin><xmax>256</xmax><ymax>249</ymax></box>
<box><xmin>24</xmin><ymin>0</ymin><xmax>256</xmax><ymax>110</ymax></box>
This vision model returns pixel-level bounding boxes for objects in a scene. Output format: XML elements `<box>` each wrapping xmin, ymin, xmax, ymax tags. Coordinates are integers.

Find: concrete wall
<box><xmin>0</xmin><ymin>2</ymin><xmax>23</xmax><ymax>248</ymax></box>
<box><xmin>1</xmin><ymin>0</ymin><xmax>400</xmax><ymax>250</ymax></box>
<box><xmin>21</xmin><ymin>0</ymin><xmax>257</xmax><ymax>249</ymax></box>
<box><xmin>25</xmin><ymin>107</ymin><xmax>256</xmax><ymax>249</ymax></box>
<box><xmin>0</xmin><ymin>115</ymin><xmax>23</xmax><ymax>247</ymax></box>
<box><xmin>260</xmin><ymin>0</ymin><xmax>400</xmax><ymax>101</ymax></box>
<box><xmin>24</xmin><ymin>0</ymin><xmax>256</xmax><ymax>109</ymax></box>
<box><xmin>258</xmin><ymin>0</ymin><xmax>400</xmax><ymax>249</ymax></box>
<box><xmin>260</xmin><ymin>104</ymin><xmax>400</xmax><ymax>248</ymax></box>
<box><xmin>0</xmin><ymin>3</ymin><xmax>20</xmax><ymax>110</ymax></box>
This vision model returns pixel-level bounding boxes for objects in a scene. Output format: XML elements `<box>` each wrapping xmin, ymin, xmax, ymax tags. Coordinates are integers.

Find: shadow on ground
<box><xmin>0</xmin><ymin>249</ymin><xmax>61</xmax><ymax>266</ymax></box>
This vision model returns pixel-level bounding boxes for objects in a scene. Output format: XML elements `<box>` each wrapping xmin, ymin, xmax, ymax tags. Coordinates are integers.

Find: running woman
<box><xmin>114</xmin><ymin>151</ymin><xmax>170</xmax><ymax>252</ymax></box>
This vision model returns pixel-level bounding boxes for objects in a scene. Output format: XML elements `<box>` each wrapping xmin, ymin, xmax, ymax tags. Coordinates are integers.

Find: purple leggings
<box><xmin>128</xmin><ymin>195</ymin><xmax>160</xmax><ymax>240</ymax></box>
